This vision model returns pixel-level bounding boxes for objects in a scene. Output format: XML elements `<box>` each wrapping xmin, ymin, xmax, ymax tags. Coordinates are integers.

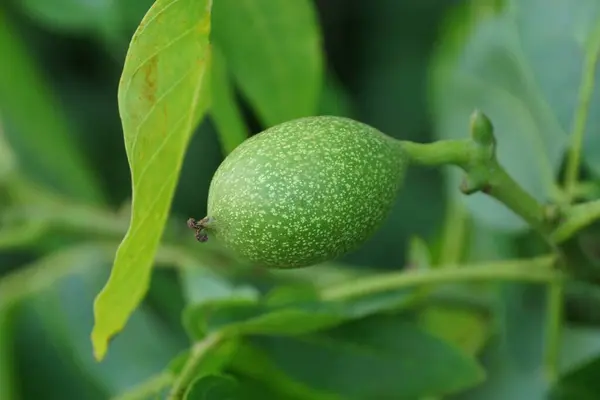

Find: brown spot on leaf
<box><xmin>197</xmin><ymin>13</ymin><xmax>211</xmax><ymax>35</ymax></box>
<box><xmin>143</xmin><ymin>55</ymin><xmax>158</xmax><ymax>105</ymax></box>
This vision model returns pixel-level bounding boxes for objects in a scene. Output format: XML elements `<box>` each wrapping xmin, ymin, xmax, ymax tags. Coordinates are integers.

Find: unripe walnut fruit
<box><xmin>189</xmin><ymin>116</ymin><xmax>408</xmax><ymax>269</ymax></box>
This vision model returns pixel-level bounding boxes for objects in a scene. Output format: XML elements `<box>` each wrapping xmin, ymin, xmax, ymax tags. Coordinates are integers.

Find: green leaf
<box><xmin>233</xmin><ymin>376</ymin><xmax>333</xmax><ymax>400</ymax></box>
<box><xmin>335</xmin><ymin>287</ymin><xmax>417</xmax><ymax>319</ymax></box>
<box><xmin>552</xmin><ymin>358</ymin><xmax>600</xmax><ymax>400</ymax></box>
<box><xmin>183</xmin><ymin>285</ymin><xmax>347</xmax><ymax>339</ymax></box>
<box><xmin>430</xmin><ymin>1</ymin><xmax>567</xmax><ymax>232</ymax></box>
<box><xmin>212</xmin><ymin>0</ymin><xmax>323</xmax><ymax>126</ymax></box>
<box><xmin>183</xmin><ymin>277</ymin><xmax>420</xmax><ymax>341</ymax></box>
<box><xmin>559</xmin><ymin>324</ymin><xmax>600</xmax><ymax>373</ymax></box>
<box><xmin>509</xmin><ymin>0</ymin><xmax>600</xmax><ymax>177</ymax></box>
<box><xmin>461</xmin><ymin>321</ymin><xmax>600</xmax><ymax>400</ymax></box>
<box><xmin>0</xmin><ymin>10</ymin><xmax>103</xmax><ymax>203</ymax></box>
<box><xmin>461</xmin><ymin>343</ymin><xmax>550</xmax><ymax>400</ymax></box>
<box><xmin>254</xmin><ymin>314</ymin><xmax>485</xmax><ymax>399</ymax></box>
<box><xmin>550</xmin><ymin>325</ymin><xmax>600</xmax><ymax>399</ymax></box>
<box><xmin>230</xmin><ymin>342</ymin><xmax>338</xmax><ymax>400</ymax></box>
<box><xmin>499</xmin><ymin>284</ymin><xmax>547</xmax><ymax>370</ymax></box>
<box><xmin>461</xmin><ymin>282</ymin><xmax>549</xmax><ymax>399</ymax></box>
<box><xmin>179</xmin><ymin>262</ymin><xmax>260</xmax><ymax>306</ymax></box>
<box><xmin>185</xmin><ymin>375</ymin><xmax>240</xmax><ymax>400</ymax></box>
<box><xmin>209</xmin><ymin>44</ymin><xmax>249</xmax><ymax>155</ymax></box>
<box><xmin>418</xmin><ymin>305</ymin><xmax>490</xmax><ymax>356</ymax></box>
<box><xmin>91</xmin><ymin>0</ymin><xmax>213</xmax><ymax>361</ymax></box>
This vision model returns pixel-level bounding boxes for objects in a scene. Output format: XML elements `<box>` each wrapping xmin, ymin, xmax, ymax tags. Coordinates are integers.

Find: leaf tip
<box><xmin>91</xmin><ymin>327</ymin><xmax>108</xmax><ymax>362</ymax></box>
<box><xmin>90</xmin><ymin>282</ymin><xmax>123</xmax><ymax>362</ymax></box>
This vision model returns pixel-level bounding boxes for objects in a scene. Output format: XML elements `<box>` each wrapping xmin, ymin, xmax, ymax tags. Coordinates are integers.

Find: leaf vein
<box><xmin>133</xmin><ymin>113</ymin><xmax>188</xmax><ymax>188</ymax></box>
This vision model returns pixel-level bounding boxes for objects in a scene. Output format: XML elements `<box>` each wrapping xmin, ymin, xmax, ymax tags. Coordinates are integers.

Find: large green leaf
<box><xmin>182</xmin><ymin>285</ymin><xmax>347</xmax><ymax>340</ymax></box>
<box><xmin>92</xmin><ymin>0</ymin><xmax>213</xmax><ymax>361</ymax></box>
<box><xmin>552</xmin><ymin>358</ymin><xmax>600</xmax><ymax>400</ymax></box>
<box><xmin>419</xmin><ymin>304</ymin><xmax>490</xmax><ymax>357</ymax></box>
<box><xmin>187</xmin><ymin>375</ymin><xmax>324</xmax><ymax>400</ymax></box>
<box><xmin>230</xmin><ymin>342</ymin><xmax>338</xmax><ymax>400</ymax></box>
<box><xmin>459</xmin><ymin>281</ymin><xmax>600</xmax><ymax>399</ymax></box>
<box><xmin>254</xmin><ymin>314</ymin><xmax>485</xmax><ymax>399</ymax></box>
<box><xmin>211</xmin><ymin>0</ymin><xmax>323</xmax><ymax>126</ymax></box>
<box><xmin>559</xmin><ymin>325</ymin><xmax>600</xmax><ymax>373</ymax></box>
<box><xmin>183</xmin><ymin>280</ymin><xmax>417</xmax><ymax>341</ymax></box>
<box><xmin>511</xmin><ymin>0</ymin><xmax>600</xmax><ymax>177</ymax></box>
<box><xmin>209</xmin><ymin>44</ymin><xmax>249</xmax><ymax>155</ymax></box>
<box><xmin>550</xmin><ymin>325</ymin><xmax>600</xmax><ymax>399</ymax></box>
<box><xmin>430</xmin><ymin>1</ymin><xmax>567</xmax><ymax>232</ymax></box>
<box><xmin>179</xmin><ymin>260</ymin><xmax>416</xmax><ymax>341</ymax></box>
<box><xmin>0</xmin><ymin>9</ymin><xmax>103</xmax><ymax>203</ymax></box>
<box><xmin>460</xmin><ymin>320</ymin><xmax>600</xmax><ymax>399</ymax></box>
<box><xmin>179</xmin><ymin>259</ymin><xmax>260</xmax><ymax>307</ymax></box>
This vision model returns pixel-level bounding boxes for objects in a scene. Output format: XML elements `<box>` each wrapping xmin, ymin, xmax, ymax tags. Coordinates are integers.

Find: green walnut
<box><xmin>187</xmin><ymin>116</ymin><xmax>408</xmax><ymax>269</ymax></box>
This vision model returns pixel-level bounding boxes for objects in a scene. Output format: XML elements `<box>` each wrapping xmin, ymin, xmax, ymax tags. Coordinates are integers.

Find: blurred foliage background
<box><xmin>1</xmin><ymin>0</ymin><xmax>600</xmax><ymax>399</ymax></box>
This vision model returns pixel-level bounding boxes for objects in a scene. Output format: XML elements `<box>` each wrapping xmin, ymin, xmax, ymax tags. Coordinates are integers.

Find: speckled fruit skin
<box><xmin>205</xmin><ymin>116</ymin><xmax>408</xmax><ymax>269</ymax></box>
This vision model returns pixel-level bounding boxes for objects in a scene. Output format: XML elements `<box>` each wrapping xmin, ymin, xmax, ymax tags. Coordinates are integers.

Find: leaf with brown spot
<box><xmin>91</xmin><ymin>0</ymin><xmax>213</xmax><ymax>361</ymax></box>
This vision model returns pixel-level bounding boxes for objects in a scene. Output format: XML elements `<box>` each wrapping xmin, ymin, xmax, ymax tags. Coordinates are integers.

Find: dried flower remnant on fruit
<box><xmin>187</xmin><ymin>217</ymin><xmax>210</xmax><ymax>242</ymax></box>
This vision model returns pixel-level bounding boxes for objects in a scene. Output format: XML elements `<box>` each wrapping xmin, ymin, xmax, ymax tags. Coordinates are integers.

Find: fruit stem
<box><xmin>396</xmin><ymin>110</ymin><xmax>554</xmax><ymax>239</ymax></box>
<box><xmin>397</xmin><ymin>138</ymin><xmax>474</xmax><ymax>167</ymax></box>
